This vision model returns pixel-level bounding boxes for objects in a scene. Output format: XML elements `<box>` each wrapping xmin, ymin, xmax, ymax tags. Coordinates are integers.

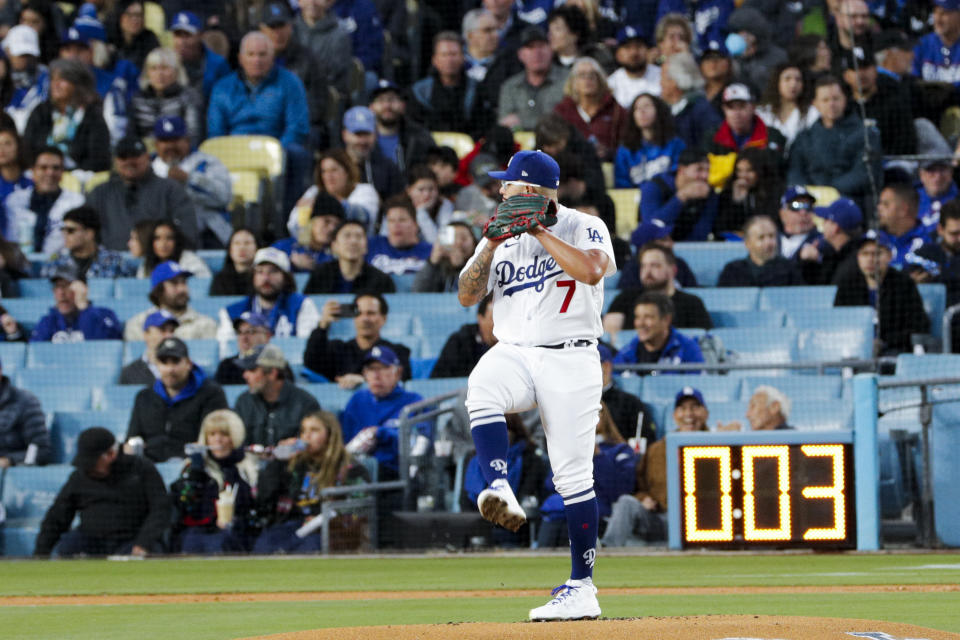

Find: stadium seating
<box><xmin>692</xmin><ymin>287</ymin><xmax>759</xmax><ymax>311</ymax></box>
<box><xmin>639</xmin><ymin>375</ymin><xmax>741</xmax><ymax>404</ymax></box>
<box><xmin>710</xmin><ymin>310</ymin><xmax>785</xmax><ymax>328</ymax></box>
<box><xmin>1</xmin><ymin>464</ymin><xmax>74</xmax><ymax>556</ymax></box>
<box><xmin>740</xmin><ymin>376</ymin><xmax>843</xmax><ymax>401</ymax></box>
<box><xmin>50</xmin><ymin>410</ymin><xmax>130</xmax><ymax>464</ymax></box>
<box><xmin>199</xmin><ymin>136</ymin><xmax>284</xmax><ymax>179</ymax></box>
<box><xmin>674</xmin><ymin>243</ymin><xmax>747</xmax><ymax>286</ymax></box>
<box><xmin>787</xmin><ymin>307</ymin><xmax>875</xmax><ymax>332</ymax></box>
<box><xmin>917</xmin><ymin>283</ymin><xmax>946</xmax><ymax>340</ymax></box>
<box><xmin>608</xmin><ymin>188</ymin><xmax>639</xmax><ymax>238</ymax></box>
<box><xmin>710</xmin><ymin>328</ymin><xmax>799</xmax><ymax>369</ymax></box>
<box><xmin>0</xmin><ymin>342</ymin><xmax>27</xmax><ymax>375</ymax></box>
<box><xmin>758</xmin><ymin>286</ymin><xmax>838</xmax><ymax>311</ymax></box>
<box><xmin>430</xmin><ymin>132</ymin><xmax>474</xmax><ymax>158</ymax></box>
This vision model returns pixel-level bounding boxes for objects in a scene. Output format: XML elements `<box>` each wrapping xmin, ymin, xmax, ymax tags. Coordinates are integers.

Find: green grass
<box><xmin>4</xmin><ymin>593</ymin><xmax>960</xmax><ymax>640</ymax></box>
<box><xmin>3</xmin><ymin>552</ymin><xmax>960</xmax><ymax>596</ymax></box>
<box><xmin>3</xmin><ymin>553</ymin><xmax>960</xmax><ymax>639</ymax></box>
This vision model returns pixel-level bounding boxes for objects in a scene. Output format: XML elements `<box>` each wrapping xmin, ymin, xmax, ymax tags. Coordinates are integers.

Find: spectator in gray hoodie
<box><xmin>726</xmin><ymin>7</ymin><xmax>787</xmax><ymax>94</ymax></box>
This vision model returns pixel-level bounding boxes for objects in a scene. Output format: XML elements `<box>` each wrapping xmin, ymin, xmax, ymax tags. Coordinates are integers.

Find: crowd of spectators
<box><xmin>3</xmin><ymin>0</ymin><xmax>960</xmax><ymax>556</ymax></box>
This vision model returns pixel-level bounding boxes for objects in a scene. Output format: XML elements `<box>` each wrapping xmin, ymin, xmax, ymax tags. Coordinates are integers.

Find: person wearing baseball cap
<box><xmin>777</xmin><ymin>185</ymin><xmax>822</xmax><ymax>262</ymax></box>
<box><xmin>698</xmin><ymin>40</ymin><xmax>733</xmax><ymax>113</ymax></box>
<box><xmin>341</xmin><ymin>344</ymin><xmax>427</xmax><ymax>478</ymax></box>
<box><xmin>120</xmin><ymin>310</ymin><xmax>180</xmax><ymax>385</ymax></box>
<box><xmin>151</xmin><ymin>114</ymin><xmax>234</xmax><ymax>247</ymax></box>
<box><xmin>874</xmin><ymin>29</ymin><xmax>915</xmax><ymax>79</ymax></box>
<box><xmin>706</xmin><ymin>82</ymin><xmax>786</xmax><ymax>187</ymax></box>
<box><xmin>34</xmin><ymin>426</ymin><xmax>170</xmax><ymax>558</ymax></box>
<box><xmin>914</xmin><ymin>0</ymin><xmax>960</xmax><ymax>88</ymax></box>
<box><xmin>608</xmin><ymin>25</ymin><xmax>660</xmax><ymax>109</ymax></box>
<box><xmin>636</xmin><ymin>148</ymin><xmax>717</xmax><ymax>243</ymax></box>
<box><xmin>218</xmin><ymin>247</ymin><xmax>319</xmax><ymax>342</ymax></box>
<box><xmin>368</xmin><ymin>79</ymin><xmax>434</xmax><ymax>177</ymax></box>
<box><xmin>601</xmin><ymin>385</ymin><xmax>708</xmax><ymax>547</ymax></box>
<box><xmin>2</xmin><ymin>25</ymin><xmax>44</xmax><ymax>131</ymax></box>
<box><xmin>235</xmin><ymin>344</ymin><xmax>319</xmax><ymax>446</ymax></box>
<box><xmin>127</xmin><ymin>335</ymin><xmax>228</xmax><ymax>462</ymax></box>
<box><xmin>168</xmin><ymin>11</ymin><xmax>230</xmax><ymax>100</ymax></box>
<box><xmin>876</xmin><ymin>182</ymin><xmax>934</xmax><ymax>268</ymax></box>
<box><xmin>213</xmin><ymin>312</ymin><xmax>273</xmax><ymax>385</ymax></box>
<box><xmin>809</xmin><ymin>197</ymin><xmax>863</xmax><ymax>284</ymax></box>
<box><xmin>496</xmin><ymin>25</ymin><xmax>568</xmax><ymax>131</ymax></box>
<box><xmin>30</xmin><ymin>264</ymin><xmax>123</xmax><ymax>343</ymax></box>
<box><xmin>833</xmin><ymin>228</ymin><xmax>930</xmax><ymax>355</ymax></box>
<box><xmin>124</xmin><ymin>260</ymin><xmax>218</xmax><ymax>341</ymax></box>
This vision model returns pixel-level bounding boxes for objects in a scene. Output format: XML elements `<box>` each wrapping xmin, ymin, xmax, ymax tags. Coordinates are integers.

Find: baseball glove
<box><xmin>483</xmin><ymin>193</ymin><xmax>558</xmax><ymax>241</ymax></box>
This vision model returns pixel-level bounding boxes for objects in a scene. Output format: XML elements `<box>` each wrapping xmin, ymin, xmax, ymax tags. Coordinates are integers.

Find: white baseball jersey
<box><xmin>461</xmin><ymin>204</ymin><xmax>616</xmax><ymax>347</ymax></box>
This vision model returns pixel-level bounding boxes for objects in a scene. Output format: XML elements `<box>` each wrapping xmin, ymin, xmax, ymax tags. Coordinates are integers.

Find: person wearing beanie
<box><xmin>34</xmin><ymin>427</ymin><xmax>169</xmax><ymax>557</ymax></box>
<box><xmin>271</xmin><ymin>191</ymin><xmax>343</xmax><ymax>273</ymax></box>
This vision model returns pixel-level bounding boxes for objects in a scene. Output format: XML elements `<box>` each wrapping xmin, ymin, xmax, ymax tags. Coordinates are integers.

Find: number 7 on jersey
<box><xmin>557</xmin><ymin>279</ymin><xmax>576</xmax><ymax>313</ymax></box>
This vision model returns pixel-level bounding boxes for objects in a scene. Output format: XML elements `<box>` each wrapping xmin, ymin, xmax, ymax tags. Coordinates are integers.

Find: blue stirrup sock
<box><xmin>469</xmin><ymin>420</ymin><xmax>510</xmax><ymax>485</ymax></box>
<box><xmin>564</xmin><ymin>488</ymin><xmax>599</xmax><ymax>581</ymax></box>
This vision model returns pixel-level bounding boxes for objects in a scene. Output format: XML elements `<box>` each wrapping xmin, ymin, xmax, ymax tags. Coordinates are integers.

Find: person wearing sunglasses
<box><xmin>777</xmin><ymin>186</ymin><xmax>822</xmax><ymax>262</ymax></box>
<box><xmin>39</xmin><ymin>205</ymin><xmax>135</xmax><ymax>280</ymax></box>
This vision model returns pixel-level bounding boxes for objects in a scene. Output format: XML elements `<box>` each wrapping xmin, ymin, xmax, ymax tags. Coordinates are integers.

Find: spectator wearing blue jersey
<box><xmin>3</xmin><ymin>25</ymin><xmax>49</xmax><ymax>133</ymax></box>
<box><xmin>917</xmin><ymin>159</ymin><xmax>958</xmax><ymax>233</ymax></box>
<box><xmin>341</xmin><ymin>345</ymin><xmax>426</xmax><ymax>480</ymax></box>
<box><xmin>614</xmin><ymin>93</ymin><xmax>684</xmax><ymax>188</ymax></box>
<box><xmin>332</xmin><ymin>0</ymin><xmax>384</xmax><ymax>76</ymax></box>
<box><xmin>31</xmin><ymin>265</ymin><xmax>123</xmax><ymax>342</ymax></box>
<box><xmin>656</xmin><ymin>0</ymin><xmax>732</xmax><ymax>54</ymax></box>
<box><xmin>613</xmin><ymin>292</ymin><xmax>704</xmax><ymax>375</ymax></box>
<box><xmin>207</xmin><ymin>31</ymin><xmax>310</xmax><ymax>214</ymax></box>
<box><xmin>368</xmin><ymin>196</ymin><xmax>432</xmax><ymax>276</ymax></box>
<box><xmin>218</xmin><ymin>248</ymin><xmax>320</xmax><ymax>341</ymax></box>
<box><xmin>913</xmin><ymin>0</ymin><xmax>960</xmax><ymax>86</ymax></box>
<box><xmin>876</xmin><ymin>182</ymin><xmax>933</xmax><ymax>268</ymax></box>
<box><xmin>169</xmin><ymin>11</ymin><xmax>230</xmax><ymax>101</ymax></box>
<box><xmin>636</xmin><ymin>148</ymin><xmax>717</xmax><ymax>243</ymax></box>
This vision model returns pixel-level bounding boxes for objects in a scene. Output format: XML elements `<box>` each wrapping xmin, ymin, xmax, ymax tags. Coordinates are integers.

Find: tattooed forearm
<box><xmin>458</xmin><ymin>244</ymin><xmax>496</xmax><ymax>306</ymax></box>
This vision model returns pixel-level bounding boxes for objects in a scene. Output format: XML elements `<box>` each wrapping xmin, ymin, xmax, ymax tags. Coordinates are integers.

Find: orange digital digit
<box><xmin>800</xmin><ymin>444</ymin><xmax>846</xmax><ymax>540</ymax></box>
<box><xmin>741</xmin><ymin>445</ymin><xmax>792</xmax><ymax>541</ymax></box>
<box><xmin>682</xmin><ymin>446</ymin><xmax>734</xmax><ymax>542</ymax></box>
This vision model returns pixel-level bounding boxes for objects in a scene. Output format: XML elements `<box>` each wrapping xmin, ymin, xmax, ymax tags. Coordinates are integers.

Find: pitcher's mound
<box><xmin>244</xmin><ymin>615</ymin><xmax>960</xmax><ymax>640</ymax></box>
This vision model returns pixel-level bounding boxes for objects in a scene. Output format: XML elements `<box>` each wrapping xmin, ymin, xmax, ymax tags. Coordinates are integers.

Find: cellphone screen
<box><xmin>337</xmin><ymin>303</ymin><xmax>358</xmax><ymax>318</ymax></box>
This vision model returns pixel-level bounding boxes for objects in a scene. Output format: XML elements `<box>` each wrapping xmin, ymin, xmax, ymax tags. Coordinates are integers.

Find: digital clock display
<box><xmin>679</xmin><ymin>443</ymin><xmax>856</xmax><ymax>548</ymax></box>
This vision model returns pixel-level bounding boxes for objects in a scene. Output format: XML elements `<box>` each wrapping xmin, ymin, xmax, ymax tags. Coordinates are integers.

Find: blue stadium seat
<box><xmin>410</xmin><ymin>357</ymin><xmax>437</xmax><ymax>379</ymax></box>
<box><xmin>1</xmin><ymin>464</ymin><xmax>74</xmax><ymax>556</ymax></box>
<box><xmin>99</xmin><ymin>385</ymin><xmax>143</xmax><ymax>410</ymax></box>
<box><xmin>193</xmin><ymin>297</ymin><xmax>243</xmax><ymax>320</ymax></box>
<box><xmin>327</xmin><ymin>311</ymin><xmax>415</xmax><ymax>340</ymax></box>
<box><xmin>30</xmin><ymin>386</ymin><xmax>93</xmax><ymax>411</ymax></box>
<box><xmin>615</xmin><ymin>375</ymin><xmax>642</xmax><ymax>397</ymax></box>
<box><xmin>271</xmin><ymin>336</ymin><xmax>307</xmax><ymax>366</ymax></box>
<box><xmin>710</xmin><ymin>328</ymin><xmax>799</xmax><ymax>369</ymax></box>
<box><xmin>789</xmin><ymin>400</ymin><xmax>853</xmax><ymax>430</ymax></box>
<box><xmin>223</xmin><ymin>384</ymin><xmax>246</xmax><ymax>405</ymax></box>
<box><xmin>640</xmin><ymin>375</ymin><xmax>741</xmax><ymax>404</ymax></box>
<box><xmin>917</xmin><ymin>283</ymin><xmax>946</xmax><ymax>339</ymax></box>
<box><xmin>18</xmin><ymin>278</ymin><xmax>115</xmax><ymax>300</ymax></box>
<box><xmin>391</xmin><ymin>273</ymin><xmax>417</xmax><ymax>292</ymax></box>
<box><xmin>604</xmin><ymin>271</ymin><xmax>621</xmax><ymax>290</ymax></box>
<box><xmin>124</xmin><ymin>339</ymin><xmax>218</xmax><ymax>371</ymax></box>
<box><xmin>673</xmin><ymin>242</ymin><xmax>747</xmax><ymax>286</ymax></box>
<box><xmin>188</xmin><ymin>277</ymin><xmax>212</xmax><ymax>297</ymax></box>
<box><xmin>385</xmin><ymin>292</ymin><xmax>464</xmax><ymax>315</ymax></box>
<box><xmin>740</xmin><ymin>375</ymin><xmax>843</xmax><ymax>401</ymax></box>
<box><xmin>1</xmin><ymin>299</ymin><xmax>53</xmax><ymax>327</ymax></box>
<box><xmin>895</xmin><ymin>354</ymin><xmax>960</xmax><ymax>379</ymax></box>
<box><xmin>392</xmin><ymin>335</ymin><xmax>423</xmax><ymax>359</ymax></box>
<box><xmin>110</xmin><ymin>299</ymin><xmax>150</xmax><ymax>323</ymax></box>
<box><xmin>294</xmin><ymin>272</ymin><xmax>309</xmax><ymax>290</ymax></box>
<box><xmin>611</xmin><ymin>328</ymin><xmax>707</xmax><ymax>352</ymax></box>
<box><xmin>196</xmin><ymin>250</ymin><xmax>225</xmax><ymax>273</ymax></box>
<box><xmin>0</xmin><ymin>342</ymin><xmax>27</xmax><ymax>375</ymax></box>
<box><xmin>787</xmin><ymin>306</ymin><xmax>875</xmax><ymax>332</ymax></box>
<box><xmin>797</xmin><ymin>328</ymin><xmax>873</xmax><ymax>362</ymax></box>
<box><xmin>710</xmin><ymin>310</ymin><xmax>785</xmax><ymax>328</ymax></box>
<box><xmin>114</xmin><ymin>278</ymin><xmax>152</xmax><ymax>299</ymax></box>
<box><xmin>878</xmin><ymin>436</ymin><xmax>909</xmax><ymax>520</ymax></box>
<box><xmin>690</xmin><ymin>287</ymin><xmax>759</xmax><ymax>312</ymax></box>
<box><xmin>416</xmin><ymin>313</ymin><xmax>471</xmax><ymax>358</ymax></box>
<box><xmin>154</xmin><ymin>460</ymin><xmax>184</xmax><ymax>489</ymax></box>
<box><xmin>27</xmin><ymin>341</ymin><xmax>124</xmax><ymax>378</ymax></box>
<box><xmin>405</xmin><ymin>378</ymin><xmax>467</xmax><ymax>398</ymax></box>
<box><xmin>18</xmin><ymin>367</ymin><xmax>117</xmax><ymax>389</ymax></box>
<box><xmin>306</xmin><ymin>383</ymin><xmax>354</xmax><ymax>414</ymax></box>
<box><xmin>50</xmin><ymin>410</ymin><xmax>130</xmax><ymax>463</ymax></box>
<box><xmin>758</xmin><ymin>286</ymin><xmax>838</xmax><ymax>311</ymax></box>
<box><xmin>932</xmin><ymin>401</ymin><xmax>960</xmax><ymax>546</ymax></box>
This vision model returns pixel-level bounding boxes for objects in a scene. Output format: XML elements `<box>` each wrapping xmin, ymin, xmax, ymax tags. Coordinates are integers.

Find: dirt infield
<box><xmin>1</xmin><ymin>583</ymin><xmax>955</xmax><ymax>606</ymax></box>
<box><xmin>240</xmin><ymin>616</ymin><xmax>960</xmax><ymax>640</ymax></box>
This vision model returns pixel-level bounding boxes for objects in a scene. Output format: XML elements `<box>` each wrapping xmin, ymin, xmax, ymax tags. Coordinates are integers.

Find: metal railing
<box><xmin>613</xmin><ymin>358</ymin><xmax>893</xmax><ymax>375</ymax></box>
<box><xmin>943</xmin><ymin>303</ymin><xmax>960</xmax><ymax>353</ymax></box>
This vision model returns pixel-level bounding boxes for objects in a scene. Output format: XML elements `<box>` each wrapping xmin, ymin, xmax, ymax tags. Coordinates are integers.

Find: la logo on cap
<box><xmin>683</xmin><ymin>386</ymin><xmax>693</xmax><ymax>394</ymax></box>
<box><xmin>163</xmin><ymin>339</ymin><xmax>176</xmax><ymax>348</ymax></box>
<box><xmin>371</xmin><ymin>347</ymin><xmax>382</xmax><ymax>357</ymax></box>
<box><xmin>164</xmin><ymin>121</ymin><xmax>174</xmax><ymax>132</ymax></box>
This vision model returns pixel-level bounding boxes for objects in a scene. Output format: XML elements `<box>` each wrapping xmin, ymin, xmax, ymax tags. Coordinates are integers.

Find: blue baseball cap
<box><xmin>170</xmin><ymin>11</ymin><xmax>201</xmax><ymax>34</ymax></box>
<box><xmin>633</xmin><ymin>218</ymin><xmax>672</xmax><ymax>246</ymax></box>
<box><xmin>675</xmin><ymin>386</ymin><xmax>706</xmax><ymax>408</ymax></box>
<box><xmin>154</xmin><ymin>115</ymin><xmax>187</xmax><ymax>140</ymax></box>
<box><xmin>143</xmin><ymin>309</ymin><xmax>180</xmax><ymax>331</ymax></box>
<box><xmin>343</xmin><ymin>106</ymin><xmax>375</xmax><ymax>133</ymax></box>
<box><xmin>232</xmin><ymin>311</ymin><xmax>270</xmax><ymax>331</ymax></box>
<box><xmin>362</xmin><ymin>345</ymin><xmax>400</xmax><ymax>368</ymax></box>
<box><xmin>815</xmin><ymin>197</ymin><xmax>862</xmax><ymax>233</ymax></box>
<box><xmin>488</xmin><ymin>150</ymin><xmax>560</xmax><ymax>189</ymax></box>
<box><xmin>616</xmin><ymin>25</ymin><xmax>650</xmax><ymax>47</ymax></box>
<box><xmin>150</xmin><ymin>261</ymin><xmax>192</xmax><ymax>289</ymax></box>
<box><xmin>71</xmin><ymin>15</ymin><xmax>106</xmax><ymax>43</ymax></box>
<box><xmin>780</xmin><ymin>185</ymin><xmax>816</xmax><ymax>208</ymax></box>
<box><xmin>934</xmin><ymin>0</ymin><xmax>960</xmax><ymax>11</ymax></box>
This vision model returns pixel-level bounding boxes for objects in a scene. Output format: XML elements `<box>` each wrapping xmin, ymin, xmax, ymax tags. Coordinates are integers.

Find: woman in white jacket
<box><xmin>755</xmin><ymin>63</ymin><xmax>819</xmax><ymax>152</ymax></box>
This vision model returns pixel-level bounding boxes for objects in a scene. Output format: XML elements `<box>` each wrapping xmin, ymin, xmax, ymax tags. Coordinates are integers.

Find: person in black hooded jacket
<box><xmin>34</xmin><ymin>427</ymin><xmax>169</xmax><ymax>557</ymax></box>
<box><xmin>126</xmin><ymin>337</ymin><xmax>227</xmax><ymax>461</ymax></box>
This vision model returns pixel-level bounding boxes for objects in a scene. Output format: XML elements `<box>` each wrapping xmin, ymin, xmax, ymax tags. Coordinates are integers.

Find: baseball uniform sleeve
<box><xmin>572</xmin><ymin>212</ymin><xmax>617</xmax><ymax>277</ymax></box>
